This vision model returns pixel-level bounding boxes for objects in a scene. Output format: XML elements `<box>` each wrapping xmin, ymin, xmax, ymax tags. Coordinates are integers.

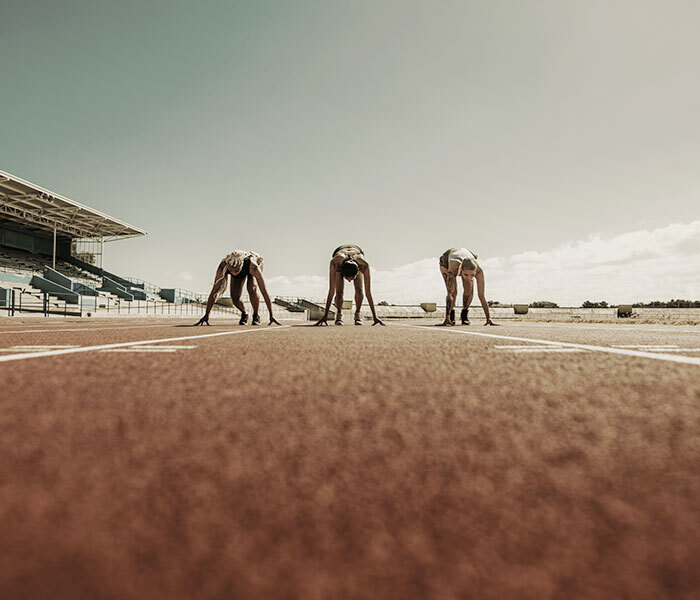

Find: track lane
<box><xmin>407</xmin><ymin>324</ymin><xmax>700</xmax><ymax>365</ymax></box>
<box><xmin>1</xmin><ymin>322</ymin><xmax>699</xmax><ymax>598</ymax></box>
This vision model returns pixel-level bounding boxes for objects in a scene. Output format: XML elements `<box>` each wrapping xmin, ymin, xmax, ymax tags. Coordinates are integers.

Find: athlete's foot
<box><xmin>252</xmin><ymin>313</ymin><xmax>261</xmax><ymax>326</ymax></box>
<box><xmin>461</xmin><ymin>319</ymin><xmax>470</xmax><ymax>325</ymax></box>
<box><xmin>239</xmin><ymin>312</ymin><xmax>248</xmax><ymax>325</ymax></box>
<box><xmin>460</xmin><ymin>308</ymin><xmax>469</xmax><ymax>325</ymax></box>
<box><xmin>354</xmin><ymin>314</ymin><xmax>362</xmax><ymax>325</ymax></box>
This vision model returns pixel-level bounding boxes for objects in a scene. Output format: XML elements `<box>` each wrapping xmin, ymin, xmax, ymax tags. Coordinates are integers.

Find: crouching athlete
<box><xmin>195</xmin><ymin>250</ymin><xmax>281</xmax><ymax>326</ymax></box>
<box><xmin>438</xmin><ymin>247</ymin><xmax>497</xmax><ymax>326</ymax></box>
<box><xmin>315</xmin><ymin>244</ymin><xmax>384</xmax><ymax>326</ymax></box>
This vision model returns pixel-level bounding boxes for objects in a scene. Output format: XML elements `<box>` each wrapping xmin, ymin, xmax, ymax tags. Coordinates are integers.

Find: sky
<box><xmin>1</xmin><ymin>0</ymin><xmax>698</xmax><ymax>305</ymax></box>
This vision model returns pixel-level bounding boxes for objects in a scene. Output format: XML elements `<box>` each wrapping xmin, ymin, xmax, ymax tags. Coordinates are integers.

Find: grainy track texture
<box><xmin>1</xmin><ymin>318</ymin><xmax>699</xmax><ymax>599</ymax></box>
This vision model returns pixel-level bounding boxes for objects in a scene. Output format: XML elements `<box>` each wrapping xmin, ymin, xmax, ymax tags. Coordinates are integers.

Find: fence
<box><xmin>2</xmin><ymin>286</ymin><xmax>237</xmax><ymax>318</ymax></box>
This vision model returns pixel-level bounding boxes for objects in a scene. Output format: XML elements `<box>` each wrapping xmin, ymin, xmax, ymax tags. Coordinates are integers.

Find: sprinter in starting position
<box><xmin>195</xmin><ymin>250</ymin><xmax>280</xmax><ymax>326</ymax></box>
<box><xmin>438</xmin><ymin>247</ymin><xmax>497</xmax><ymax>326</ymax></box>
<box><xmin>315</xmin><ymin>244</ymin><xmax>384</xmax><ymax>326</ymax></box>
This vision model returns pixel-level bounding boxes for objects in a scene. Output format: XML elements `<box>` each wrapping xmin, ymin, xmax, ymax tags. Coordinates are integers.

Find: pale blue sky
<box><xmin>1</xmin><ymin>1</ymin><xmax>698</xmax><ymax>302</ymax></box>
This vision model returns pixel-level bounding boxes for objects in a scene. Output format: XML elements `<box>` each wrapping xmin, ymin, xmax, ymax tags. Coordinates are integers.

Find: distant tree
<box><xmin>529</xmin><ymin>301</ymin><xmax>559</xmax><ymax>308</ymax></box>
<box><xmin>487</xmin><ymin>300</ymin><xmax>501</xmax><ymax>306</ymax></box>
<box><xmin>632</xmin><ymin>299</ymin><xmax>700</xmax><ymax>308</ymax></box>
<box><xmin>378</xmin><ymin>300</ymin><xmax>389</xmax><ymax>306</ymax></box>
<box><xmin>581</xmin><ymin>300</ymin><xmax>609</xmax><ymax>308</ymax></box>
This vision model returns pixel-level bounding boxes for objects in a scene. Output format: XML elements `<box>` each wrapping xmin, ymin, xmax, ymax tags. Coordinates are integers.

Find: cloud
<box><xmin>267</xmin><ymin>221</ymin><xmax>700</xmax><ymax>306</ymax></box>
<box><xmin>178</xmin><ymin>271</ymin><xmax>193</xmax><ymax>281</ymax></box>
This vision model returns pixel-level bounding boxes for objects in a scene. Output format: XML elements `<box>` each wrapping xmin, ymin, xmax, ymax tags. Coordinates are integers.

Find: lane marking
<box><xmin>101</xmin><ymin>348</ymin><xmax>179</xmax><ymax>353</ymax></box>
<box><xmin>0</xmin><ymin>327</ymin><xmax>290</xmax><ymax>364</ymax></box>
<box><xmin>7</xmin><ymin>345</ymin><xmax>80</xmax><ymax>349</ymax></box>
<box><xmin>408</xmin><ymin>326</ymin><xmax>700</xmax><ymax>366</ymax></box>
<box><xmin>613</xmin><ymin>344</ymin><xmax>679</xmax><ymax>349</ymax></box>
<box><xmin>494</xmin><ymin>344</ymin><xmax>578</xmax><ymax>349</ymax></box>
<box><xmin>0</xmin><ymin>324</ymin><xmax>187</xmax><ymax>335</ymax></box>
<box><xmin>100</xmin><ymin>345</ymin><xmax>198</xmax><ymax>353</ymax></box>
<box><xmin>0</xmin><ymin>344</ymin><xmax>81</xmax><ymax>353</ymax></box>
<box><xmin>494</xmin><ymin>345</ymin><xmax>585</xmax><ymax>354</ymax></box>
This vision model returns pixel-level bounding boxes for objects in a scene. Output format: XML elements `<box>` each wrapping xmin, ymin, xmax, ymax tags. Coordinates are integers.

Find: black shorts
<box><xmin>231</xmin><ymin>257</ymin><xmax>252</xmax><ymax>281</ymax></box>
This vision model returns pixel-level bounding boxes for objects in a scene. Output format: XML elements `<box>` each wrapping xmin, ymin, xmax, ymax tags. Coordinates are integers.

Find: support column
<box><xmin>100</xmin><ymin>237</ymin><xmax>104</xmax><ymax>269</ymax></box>
<box><xmin>52</xmin><ymin>225</ymin><xmax>57</xmax><ymax>269</ymax></box>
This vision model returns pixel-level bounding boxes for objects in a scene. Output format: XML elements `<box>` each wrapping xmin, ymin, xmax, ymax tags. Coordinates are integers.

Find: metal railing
<box><xmin>3</xmin><ymin>286</ymin><xmax>238</xmax><ymax>318</ymax></box>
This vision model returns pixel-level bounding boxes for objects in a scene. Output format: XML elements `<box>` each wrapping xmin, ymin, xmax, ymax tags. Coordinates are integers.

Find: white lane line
<box><xmin>493</xmin><ymin>344</ymin><xmax>579</xmax><ymax>349</ymax></box>
<box><xmin>612</xmin><ymin>344</ymin><xmax>700</xmax><ymax>353</ymax></box>
<box><xmin>502</xmin><ymin>323</ymin><xmax>700</xmax><ymax>334</ymax></box>
<box><xmin>0</xmin><ymin>345</ymin><xmax>81</xmax><ymax>352</ymax></box>
<box><xmin>8</xmin><ymin>345</ymin><xmax>81</xmax><ymax>349</ymax></box>
<box><xmin>101</xmin><ymin>348</ymin><xmax>179</xmax><ymax>353</ymax></box>
<box><xmin>613</xmin><ymin>344</ymin><xmax>679</xmax><ymax>348</ymax></box>
<box><xmin>125</xmin><ymin>345</ymin><xmax>198</xmax><ymax>349</ymax></box>
<box><xmin>0</xmin><ymin>324</ymin><xmax>184</xmax><ymax>335</ymax></box>
<box><xmin>498</xmin><ymin>347</ymin><xmax>585</xmax><ymax>353</ymax></box>
<box><xmin>0</xmin><ymin>326</ymin><xmax>290</xmax><ymax>364</ymax></box>
<box><xmin>100</xmin><ymin>345</ymin><xmax>198</xmax><ymax>353</ymax></box>
<box><xmin>408</xmin><ymin>326</ymin><xmax>700</xmax><ymax>366</ymax></box>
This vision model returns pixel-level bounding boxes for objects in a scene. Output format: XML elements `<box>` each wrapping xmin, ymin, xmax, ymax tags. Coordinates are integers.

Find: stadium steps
<box><xmin>273</xmin><ymin>297</ymin><xmax>307</xmax><ymax>312</ymax></box>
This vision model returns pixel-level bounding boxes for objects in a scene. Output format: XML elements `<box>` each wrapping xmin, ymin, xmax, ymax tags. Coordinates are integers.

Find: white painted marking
<box><xmin>0</xmin><ymin>326</ymin><xmax>290</xmax><ymax>364</ymax></box>
<box><xmin>100</xmin><ymin>345</ymin><xmax>197</xmax><ymax>353</ymax></box>
<box><xmin>494</xmin><ymin>345</ymin><xmax>569</xmax><ymax>349</ymax></box>
<box><xmin>408</xmin><ymin>326</ymin><xmax>700</xmax><ymax>366</ymax></box>
<box><xmin>10</xmin><ymin>345</ymin><xmax>80</xmax><ymax>349</ymax></box>
<box><xmin>124</xmin><ymin>345</ymin><xmax>198</xmax><ymax>349</ymax></box>
<box><xmin>612</xmin><ymin>344</ymin><xmax>700</xmax><ymax>353</ymax></box>
<box><xmin>0</xmin><ymin>344</ymin><xmax>81</xmax><ymax>352</ymax></box>
<box><xmin>101</xmin><ymin>348</ymin><xmax>179</xmax><ymax>353</ymax></box>
<box><xmin>500</xmin><ymin>347</ymin><xmax>585</xmax><ymax>354</ymax></box>
<box><xmin>0</xmin><ymin>324</ymin><xmax>180</xmax><ymax>335</ymax></box>
<box><xmin>613</xmin><ymin>344</ymin><xmax>679</xmax><ymax>349</ymax></box>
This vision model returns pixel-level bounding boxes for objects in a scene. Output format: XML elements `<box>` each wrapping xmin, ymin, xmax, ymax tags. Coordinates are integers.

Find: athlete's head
<box><xmin>341</xmin><ymin>259</ymin><xmax>359</xmax><ymax>281</ymax></box>
<box><xmin>225</xmin><ymin>254</ymin><xmax>245</xmax><ymax>276</ymax></box>
<box><xmin>460</xmin><ymin>257</ymin><xmax>478</xmax><ymax>278</ymax></box>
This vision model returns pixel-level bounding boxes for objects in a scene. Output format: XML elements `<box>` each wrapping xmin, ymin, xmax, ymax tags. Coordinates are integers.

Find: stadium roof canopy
<box><xmin>0</xmin><ymin>169</ymin><xmax>146</xmax><ymax>241</ymax></box>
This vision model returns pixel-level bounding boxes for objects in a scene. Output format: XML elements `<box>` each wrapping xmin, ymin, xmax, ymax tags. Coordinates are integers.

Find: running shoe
<box><xmin>239</xmin><ymin>312</ymin><xmax>248</xmax><ymax>325</ymax></box>
<box><xmin>252</xmin><ymin>313</ymin><xmax>260</xmax><ymax>326</ymax></box>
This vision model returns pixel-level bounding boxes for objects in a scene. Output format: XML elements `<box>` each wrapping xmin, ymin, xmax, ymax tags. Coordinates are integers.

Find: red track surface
<box><xmin>1</xmin><ymin>318</ymin><xmax>699</xmax><ymax>599</ymax></box>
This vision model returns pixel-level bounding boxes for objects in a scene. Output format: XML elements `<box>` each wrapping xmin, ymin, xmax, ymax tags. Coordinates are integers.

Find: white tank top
<box><xmin>448</xmin><ymin>248</ymin><xmax>477</xmax><ymax>265</ymax></box>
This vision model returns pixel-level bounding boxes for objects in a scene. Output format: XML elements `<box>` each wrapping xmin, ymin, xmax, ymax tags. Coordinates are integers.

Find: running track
<box><xmin>1</xmin><ymin>318</ymin><xmax>699</xmax><ymax>599</ymax></box>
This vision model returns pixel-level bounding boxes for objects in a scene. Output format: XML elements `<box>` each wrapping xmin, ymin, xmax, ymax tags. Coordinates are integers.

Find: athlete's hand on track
<box><xmin>269</xmin><ymin>317</ymin><xmax>281</xmax><ymax>326</ymax></box>
<box><xmin>314</xmin><ymin>317</ymin><xmax>329</xmax><ymax>326</ymax></box>
<box><xmin>484</xmin><ymin>319</ymin><xmax>499</xmax><ymax>326</ymax></box>
<box><xmin>194</xmin><ymin>315</ymin><xmax>210</xmax><ymax>326</ymax></box>
<box><xmin>372</xmin><ymin>318</ymin><xmax>386</xmax><ymax>326</ymax></box>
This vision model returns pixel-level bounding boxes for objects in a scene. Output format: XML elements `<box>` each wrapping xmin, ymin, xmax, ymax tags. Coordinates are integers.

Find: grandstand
<box><xmin>0</xmin><ymin>170</ymin><xmax>281</xmax><ymax>318</ymax></box>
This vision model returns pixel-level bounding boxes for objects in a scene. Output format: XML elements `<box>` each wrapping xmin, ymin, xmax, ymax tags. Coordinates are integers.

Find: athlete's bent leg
<box><xmin>247</xmin><ymin>276</ymin><xmax>261</xmax><ymax>325</ymax></box>
<box><xmin>334</xmin><ymin>277</ymin><xmax>345</xmax><ymax>325</ymax></box>
<box><xmin>230</xmin><ymin>278</ymin><xmax>248</xmax><ymax>324</ymax></box>
<box><xmin>353</xmin><ymin>276</ymin><xmax>364</xmax><ymax>325</ymax></box>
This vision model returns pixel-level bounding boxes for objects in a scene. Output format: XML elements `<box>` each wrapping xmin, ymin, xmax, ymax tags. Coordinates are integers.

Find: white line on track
<box><xmin>613</xmin><ymin>344</ymin><xmax>680</xmax><ymax>348</ymax></box>
<box><xmin>494</xmin><ymin>345</ymin><xmax>585</xmax><ymax>353</ymax></box>
<box><xmin>100</xmin><ymin>345</ymin><xmax>198</xmax><ymax>353</ymax></box>
<box><xmin>0</xmin><ymin>326</ymin><xmax>290</xmax><ymax>364</ymax></box>
<box><xmin>0</xmin><ymin>324</ymin><xmax>185</xmax><ymax>335</ymax></box>
<box><xmin>101</xmin><ymin>348</ymin><xmax>179</xmax><ymax>353</ymax></box>
<box><xmin>408</xmin><ymin>326</ymin><xmax>700</xmax><ymax>366</ymax></box>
